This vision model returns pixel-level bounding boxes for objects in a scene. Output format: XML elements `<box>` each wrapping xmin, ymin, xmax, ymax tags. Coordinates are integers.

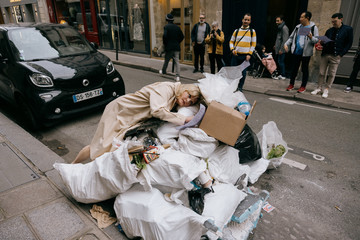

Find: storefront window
<box><xmin>13</xmin><ymin>6</ymin><xmax>23</xmax><ymax>23</ymax></box>
<box><xmin>127</xmin><ymin>0</ymin><xmax>146</xmax><ymax>51</ymax></box>
<box><xmin>97</xmin><ymin>0</ymin><xmax>119</xmax><ymax>49</ymax></box>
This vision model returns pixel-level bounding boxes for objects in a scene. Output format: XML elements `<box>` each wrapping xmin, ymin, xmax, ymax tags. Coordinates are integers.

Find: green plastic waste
<box><xmin>267</xmin><ymin>144</ymin><xmax>286</xmax><ymax>159</ymax></box>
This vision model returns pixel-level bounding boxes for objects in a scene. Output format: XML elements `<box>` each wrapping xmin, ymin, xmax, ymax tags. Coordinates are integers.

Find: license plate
<box><xmin>73</xmin><ymin>88</ymin><xmax>103</xmax><ymax>103</ymax></box>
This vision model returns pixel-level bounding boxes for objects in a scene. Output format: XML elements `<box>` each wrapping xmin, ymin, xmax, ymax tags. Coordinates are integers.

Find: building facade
<box><xmin>0</xmin><ymin>0</ymin><xmax>358</xmax><ymax>82</ymax></box>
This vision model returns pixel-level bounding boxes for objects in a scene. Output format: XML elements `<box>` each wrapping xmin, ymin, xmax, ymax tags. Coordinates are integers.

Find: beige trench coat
<box><xmin>89</xmin><ymin>82</ymin><xmax>186</xmax><ymax>159</ymax></box>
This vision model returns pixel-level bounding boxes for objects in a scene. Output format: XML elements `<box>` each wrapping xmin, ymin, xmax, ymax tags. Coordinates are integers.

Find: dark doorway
<box><xmin>222</xmin><ymin>0</ymin><xmax>309</xmax><ymax>70</ymax></box>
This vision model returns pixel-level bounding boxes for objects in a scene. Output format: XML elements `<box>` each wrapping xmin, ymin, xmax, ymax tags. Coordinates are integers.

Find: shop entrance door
<box><xmin>168</xmin><ymin>0</ymin><xmax>194</xmax><ymax>63</ymax></box>
<box><xmin>81</xmin><ymin>0</ymin><xmax>100</xmax><ymax>44</ymax></box>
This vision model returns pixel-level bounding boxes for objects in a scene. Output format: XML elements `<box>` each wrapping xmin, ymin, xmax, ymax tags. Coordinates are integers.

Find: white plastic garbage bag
<box><xmin>139</xmin><ymin>148</ymin><xmax>207</xmax><ymax>191</ymax></box>
<box><xmin>245</xmin><ymin>158</ymin><xmax>270</xmax><ymax>184</ymax></box>
<box><xmin>207</xmin><ymin>144</ymin><xmax>250</xmax><ymax>186</ymax></box>
<box><xmin>156</xmin><ymin>106</ymin><xmax>199</xmax><ymax>149</ymax></box>
<box><xmin>257</xmin><ymin>121</ymin><xmax>288</xmax><ymax>169</ymax></box>
<box><xmin>114</xmin><ymin>184</ymin><xmax>207</xmax><ymax>240</ymax></box>
<box><xmin>178</xmin><ymin>128</ymin><xmax>218</xmax><ymax>158</ymax></box>
<box><xmin>198</xmin><ymin>64</ymin><xmax>248</xmax><ymax>108</ymax></box>
<box><xmin>202</xmin><ymin>183</ymin><xmax>247</xmax><ymax>229</ymax></box>
<box><xmin>53</xmin><ymin>142</ymin><xmax>139</xmax><ymax>203</ymax></box>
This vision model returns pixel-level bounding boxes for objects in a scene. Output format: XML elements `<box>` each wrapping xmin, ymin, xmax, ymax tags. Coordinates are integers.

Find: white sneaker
<box><xmin>311</xmin><ymin>88</ymin><xmax>322</xmax><ymax>95</ymax></box>
<box><xmin>159</xmin><ymin>70</ymin><xmax>163</xmax><ymax>74</ymax></box>
<box><xmin>175</xmin><ymin>76</ymin><xmax>180</xmax><ymax>82</ymax></box>
<box><xmin>278</xmin><ymin>75</ymin><xmax>286</xmax><ymax>80</ymax></box>
<box><xmin>322</xmin><ymin>89</ymin><xmax>329</xmax><ymax>98</ymax></box>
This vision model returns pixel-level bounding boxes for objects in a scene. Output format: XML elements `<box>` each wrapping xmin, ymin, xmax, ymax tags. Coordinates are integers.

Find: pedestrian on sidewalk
<box><xmin>191</xmin><ymin>14</ymin><xmax>210</xmax><ymax>73</ymax></box>
<box><xmin>344</xmin><ymin>37</ymin><xmax>360</xmax><ymax>93</ymax></box>
<box><xmin>229</xmin><ymin>13</ymin><xmax>257</xmax><ymax>92</ymax></box>
<box><xmin>72</xmin><ymin>82</ymin><xmax>202</xmax><ymax>164</ymax></box>
<box><xmin>284</xmin><ymin>11</ymin><xmax>319</xmax><ymax>93</ymax></box>
<box><xmin>311</xmin><ymin>13</ymin><xmax>353</xmax><ymax>98</ymax></box>
<box><xmin>159</xmin><ymin>14</ymin><xmax>184</xmax><ymax>82</ymax></box>
<box><xmin>205</xmin><ymin>21</ymin><xmax>224</xmax><ymax>74</ymax></box>
<box><xmin>273</xmin><ymin>15</ymin><xmax>289</xmax><ymax>80</ymax></box>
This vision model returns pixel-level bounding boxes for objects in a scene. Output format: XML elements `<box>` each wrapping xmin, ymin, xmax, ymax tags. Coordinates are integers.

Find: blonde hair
<box><xmin>176</xmin><ymin>84</ymin><xmax>202</xmax><ymax>103</ymax></box>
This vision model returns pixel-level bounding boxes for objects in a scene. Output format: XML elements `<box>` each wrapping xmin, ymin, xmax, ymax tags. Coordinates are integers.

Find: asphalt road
<box><xmin>2</xmin><ymin>65</ymin><xmax>359</xmax><ymax>240</ymax></box>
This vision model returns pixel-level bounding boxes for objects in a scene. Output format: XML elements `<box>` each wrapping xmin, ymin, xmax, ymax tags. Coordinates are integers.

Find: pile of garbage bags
<box><xmin>54</xmin><ymin>64</ymin><xmax>288</xmax><ymax>240</ymax></box>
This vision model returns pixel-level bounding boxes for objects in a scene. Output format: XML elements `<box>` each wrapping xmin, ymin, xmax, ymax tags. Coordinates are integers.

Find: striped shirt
<box><xmin>229</xmin><ymin>27</ymin><xmax>257</xmax><ymax>55</ymax></box>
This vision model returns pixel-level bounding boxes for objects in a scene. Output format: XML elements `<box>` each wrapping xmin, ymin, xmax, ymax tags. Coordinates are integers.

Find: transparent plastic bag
<box><xmin>256</xmin><ymin>121</ymin><xmax>288</xmax><ymax>169</ymax></box>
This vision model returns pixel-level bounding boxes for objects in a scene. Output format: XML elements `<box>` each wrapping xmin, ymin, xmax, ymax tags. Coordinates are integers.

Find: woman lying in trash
<box><xmin>71</xmin><ymin>81</ymin><xmax>202</xmax><ymax>164</ymax></box>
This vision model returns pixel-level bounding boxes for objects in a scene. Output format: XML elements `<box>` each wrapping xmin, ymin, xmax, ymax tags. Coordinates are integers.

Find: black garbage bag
<box><xmin>188</xmin><ymin>188</ymin><xmax>211</xmax><ymax>215</ymax></box>
<box><xmin>234</xmin><ymin>124</ymin><xmax>262</xmax><ymax>164</ymax></box>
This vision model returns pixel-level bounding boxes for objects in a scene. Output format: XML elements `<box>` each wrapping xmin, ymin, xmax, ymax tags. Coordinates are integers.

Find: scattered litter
<box><xmin>335</xmin><ymin>206</ymin><xmax>342</xmax><ymax>212</ymax></box>
<box><xmin>262</xmin><ymin>202</ymin><xmax>275</xmax><ymax>213</ymax></box>
<box><xmin>282</xmin><ymin>158</ymin><xmax>307</xmax><ymax>170</ymax></box>
<box><xmin>90</xmin><ymin>204</ymin><xmax>116</xmax><ymax>228</ymax></box>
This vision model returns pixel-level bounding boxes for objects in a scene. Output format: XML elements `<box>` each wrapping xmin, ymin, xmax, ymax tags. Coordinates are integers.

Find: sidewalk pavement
<box><xmin>1</xmin><ymin>50</ymin><xmax>359</xmax><ymax>240</ymax></box>
<box><xmin>100</xmin><ymin>49</ymin><xmax>360</xmax><ymax>112</ymax></box>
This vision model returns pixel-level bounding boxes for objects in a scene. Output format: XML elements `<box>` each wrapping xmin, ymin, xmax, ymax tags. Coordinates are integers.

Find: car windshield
<box><xmin>8</xmin><ymin>26</ymin><xmax>93</xmax><ymax>61</ymax></box>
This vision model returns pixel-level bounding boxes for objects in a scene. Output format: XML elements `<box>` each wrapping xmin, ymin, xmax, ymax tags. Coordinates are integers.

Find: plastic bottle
<box><xmin>237</xmin><ymin>101</ymin><xmax>251</xmax><ymax>116</ymax></box>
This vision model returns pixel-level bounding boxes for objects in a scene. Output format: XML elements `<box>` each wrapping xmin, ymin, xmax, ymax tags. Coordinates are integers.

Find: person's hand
<box><xmin>279</xmin><ymin>50</ymin><xmax>283</xmax><ymax>54</ymax></box>
<box><xmin>232</xmin><ymin>50</ymin><xmax>237</xmax><ymax>56</ymax></box>
<box><xmin>192</xmin><ymin>42</ymin><xmax>195</xmax><ymax>47</ymax></box>
<box><xmin>185</xmin><ymin>116</ymin><xmax>194</xmax><ymax>123</ymax></box>
<box><xmin>284</xmin><ymin>44</ymin><xmax>288</xmax><ymax>52</ymax></box>
<box><xmin>246</xmin><ymin>55</ymin><xmax>251</xmax><ymax>61</ymax></box>
<box><xmin>307</xmin><ymin>32</ymin><xmax>313</xmax><ymax>39</ymax></box>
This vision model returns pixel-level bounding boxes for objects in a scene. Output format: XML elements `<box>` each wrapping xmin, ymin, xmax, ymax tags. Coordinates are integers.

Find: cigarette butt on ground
<box><xmin>335</xmin><ymin>206</ymin><xmax>342</xmax><ymax>212</ymax></box>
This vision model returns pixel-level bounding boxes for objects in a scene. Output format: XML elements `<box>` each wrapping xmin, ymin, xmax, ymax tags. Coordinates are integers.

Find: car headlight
<box><xmin>29</xmin><ymin>73</ymin><xmax>54</xmax><ymax>87</ymax></box>
<box><xmin>106</xmin><ymin>61</ymin><xmax>115</xmax><ymax>75</ymax></box>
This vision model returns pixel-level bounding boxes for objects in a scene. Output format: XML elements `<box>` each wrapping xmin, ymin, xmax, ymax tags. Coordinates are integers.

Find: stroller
<box><xmin>250</xmin><ymin>44</ymin><xmax>279</xmax><ymax>79</ymax></box>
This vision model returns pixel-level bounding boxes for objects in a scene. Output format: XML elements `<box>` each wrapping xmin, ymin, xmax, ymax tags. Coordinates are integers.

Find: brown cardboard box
<box><xmin>199</xmin><ymin>101</ymin><xmax>255</xmax><ymax>146</ymax></box>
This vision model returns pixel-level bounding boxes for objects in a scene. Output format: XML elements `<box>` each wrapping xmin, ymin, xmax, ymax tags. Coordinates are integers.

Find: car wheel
<box><xmin>17</xmin><ymin>97</ymin><xmax>40</xmax><ymax>130</ymax></box>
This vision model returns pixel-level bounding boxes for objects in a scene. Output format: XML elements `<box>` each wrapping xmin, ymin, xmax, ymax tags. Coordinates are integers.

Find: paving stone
<box><xmin>0</xmin><ymin>179</ymin><xmax>61</xmax><ymax>217</ymax></box>
<box><xmin>0</xmin><ymin>216</ymin><xmax>37</xmax><ymax>240</ymax></box>
<box><xmin>26</xmin><ymin>201</ymin><xmax>86</xmax><ymax>240</ymax></box>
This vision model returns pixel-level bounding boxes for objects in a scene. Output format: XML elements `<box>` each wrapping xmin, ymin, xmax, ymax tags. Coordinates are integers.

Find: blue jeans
<box><xmin>275</xmin><ymin>53</ymin><xmax>286</xmax><ymax>76</ymax></box>
<box><xmin>231</xmin><ymin>54</ymin><xmax>247</xmax><ymax>91</ymax></box>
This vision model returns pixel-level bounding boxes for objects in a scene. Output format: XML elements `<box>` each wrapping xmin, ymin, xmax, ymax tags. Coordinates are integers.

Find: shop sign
<box><xmin>10</xmin><ymin>0</ymin><xmax>22</xmax><ymax>2</ymax></box>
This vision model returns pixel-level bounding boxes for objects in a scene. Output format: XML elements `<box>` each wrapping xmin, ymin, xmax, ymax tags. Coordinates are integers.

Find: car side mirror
<box><xmin>90</xmin><ymin>42</ymin><xmax>99</xmax><ymax>49</ymax></box>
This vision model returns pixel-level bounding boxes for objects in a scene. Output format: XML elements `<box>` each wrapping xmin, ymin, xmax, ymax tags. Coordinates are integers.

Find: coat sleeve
<box><xmin>217</xmin><ymin>31</ymin><xmax>225</xmax><ymax>43</ymax></box>
<box><xmin>229</xmin><ymin>30</ymin><xmax>236</xmax><ymax>50</ymax></box>
<box><xmin>205</xmin><ymin>33</ymin><xmax>211</xmax><ymax>44</ymax></box>
<box><xmin>178</xmin><ymin>28</ymin><xmax>184</xmax><ymax>43</ymax></box>
<box><xmin>310</xmin><ymin>26</ymin><xmax>319</xmax><ymax>44</ymax></box>
<box><xmin>342</xmin><ymin>27</ymin><xmax>353</xmax><ymax>56</ymax></box>
<box><xmin>280</xmin><ymin>26</ymin><xmax>289</xmax><ymax>52</ymax></box>
<box><xmin>285</xmin><ymin>27</ymin><xmax>296</xmax><ymax>48</ymax></box>
<box><xmin>149</xmin><ymin>87</ymin><xmax>186</xmax><ymax>125</ymax></box>
<box><xmin>249</xmin><ymin>30</ymin><xmax>257</xmax><ymax>55</ymax></box>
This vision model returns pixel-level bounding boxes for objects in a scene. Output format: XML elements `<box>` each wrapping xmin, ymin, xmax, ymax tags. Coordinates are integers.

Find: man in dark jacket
<box><xmin>191</xmin><ymin>14</ymin><xmax>210</xmax><ymax>73</ymax></box>
<box><xmin>273</xmin><ymin>15</ymin><xmax>289</xmax><ymax>79</ymax></box>
<box><xmin>311</xmin><ymin>13</ymin><xmax>353</xmax><ymax>98</ymax></box>
<box><xmin>159</xmin><ymin>14</ymin><xmax>184</xmax><ymax>82</ymax></box>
